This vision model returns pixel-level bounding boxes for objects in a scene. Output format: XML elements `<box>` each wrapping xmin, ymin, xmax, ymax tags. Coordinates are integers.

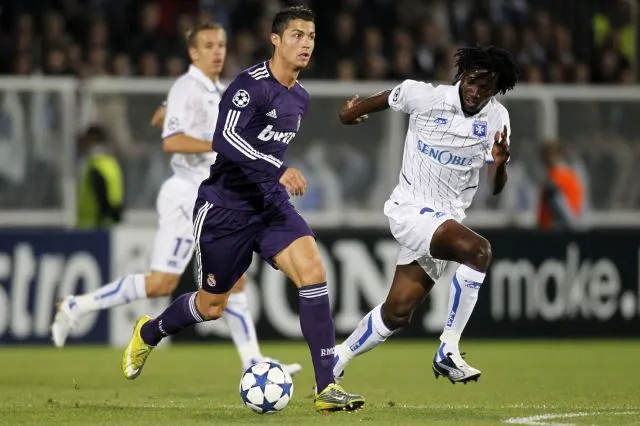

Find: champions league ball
<box><xmin>239</xmin><ymin>361</ymin><xmax>293</xmax><ymax>414</ymax></box>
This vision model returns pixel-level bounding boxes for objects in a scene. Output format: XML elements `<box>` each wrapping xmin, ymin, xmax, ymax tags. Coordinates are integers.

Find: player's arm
<box><xmin>161</xmin><ymin>84</ymin><xmax>213</xmax><ymax>154</ymax></box>
<box><xmin>214</xmin><ymin>84</ymin><xmax>286</xmax><ymax>180</ymax></box>
<box><xmin>487</xmin><ymin>125</ymin><xmax>510</xmax><ymax>195</ymax></box>
<box><xmin>339</xmin><ymin>79</ymin><xmax>430</xmax><ymax>125</ymax></box>
<box><xmin>150</xmin><ymin>101</ymin><xmax>166</xmax><ymax>129</ymax></box>
<box><xmin>339</xmin><ymin>91</ymin><xmax>390</xmax><ymax>124</ymax></box>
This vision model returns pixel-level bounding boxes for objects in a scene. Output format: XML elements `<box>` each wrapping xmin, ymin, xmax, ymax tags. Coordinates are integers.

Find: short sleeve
<box><xmin>388</xmin><ymin>79</ymin><xmax>434</xmax><ymax>114</ymax></box>
<box><xmin>162</xmin><ymin>79</ymin><xmax>195</xmax><ymax>139</ymax></box>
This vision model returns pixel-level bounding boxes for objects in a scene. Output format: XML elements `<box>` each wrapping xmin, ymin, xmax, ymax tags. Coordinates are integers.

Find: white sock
<box><xmin>334</xmin><ymin>304</ymin><xmax>394</xmax><ymax>377</ymax></box>
<box><xmin>71</xmin><ymin>274</ymin><xmax>147</xmax><ymax>318</ymax></box>
<box><xmin>223</xmin><ymin>291</ymin><xmax>262</xmax><ymax>369</ymax></box>
<box><xmin>437</xmin><ymin>265</ymin><xmax>485</xmax><ymax>361</ymax></box>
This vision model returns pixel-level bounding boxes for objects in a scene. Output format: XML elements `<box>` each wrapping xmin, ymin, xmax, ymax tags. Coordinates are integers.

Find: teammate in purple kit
<box><xmin>121</xmin><ymin>6</ymin><xmax>365</xmax><ymax>413</ymax></box>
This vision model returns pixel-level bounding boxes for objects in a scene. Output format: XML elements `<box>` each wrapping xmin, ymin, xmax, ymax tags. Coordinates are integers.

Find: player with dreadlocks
<box><xmin>331</xmin><ymin>46</ymin><xmax>519</xmax><ymax>384</ymax></box>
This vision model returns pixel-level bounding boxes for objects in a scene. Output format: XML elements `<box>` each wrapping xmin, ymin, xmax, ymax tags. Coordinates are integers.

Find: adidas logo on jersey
<box><xmin>266</xmin><ymin>109</ymin><xmax>278</xmax><ymax>119</ymax></box>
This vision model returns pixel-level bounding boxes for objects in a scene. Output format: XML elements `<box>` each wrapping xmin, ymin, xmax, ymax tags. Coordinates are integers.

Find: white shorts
<box><xmin>149</xmin><ymin>176</ymin><xmax>199</xmax><ymax>274</ymax></box>
<box><xmin>384</xmin><ymin>198</ymin><xmax>458</xmax><ymax>281</ymax></box>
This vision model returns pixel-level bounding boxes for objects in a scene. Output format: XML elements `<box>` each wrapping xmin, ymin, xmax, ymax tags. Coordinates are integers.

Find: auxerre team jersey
<box><xmin>162</xmin><ymin>65</ymin><xmax>224</xmax><ymax>185</ymax></box>
<box><xmin>388</xmin><ymin>79</ymin><xmax>511</xmax><ymax>219</ymax></box>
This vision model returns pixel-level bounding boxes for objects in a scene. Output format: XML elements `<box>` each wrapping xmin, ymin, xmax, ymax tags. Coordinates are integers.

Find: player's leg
<box><xmin>51</xmin><ymin>270</ymin><xmax>182</xmax><ymax>348</ymax></box>
<box><xmin>224</xmin><ymin>275</ymin><xmax>262</xmax><ymax>368</ymax></box>
<box><xmin>333</xmin><ymin>262</ymin><xmax>434</xmax><ymax>380</ymax></box>
<box><xmin>273</xmin><ymin>236</ymin><xmax>364</xmax><ymax>412</ymax></box>
<box><xmin>52</xmin><ymin>180</ymin><xmax>196</xmax><ymax>347</ymax></box>
<box><xmin>224</xmin><ymin>275</ymin><xmax>303</xmax><ymax>376</ymax></box>
<box><xmin>429</xmin><ymin>220</ymin><xmax>490</xmax><ymax>383</ymax></box>
<box><xmin>256</xmin><ymin>204</ymin><xmax>364</xmax><ymax>412</ymax></box>
<box><xmin>121</xmin><ymin>201</ymin><xmax>255</xmax><ymax>379</ymax></box>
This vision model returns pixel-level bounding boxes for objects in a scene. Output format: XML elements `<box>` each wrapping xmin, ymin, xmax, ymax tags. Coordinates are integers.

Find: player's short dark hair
<box><xmin>454</xmin><ymin>46</ymin><xmax>519</xmax><ymax>95</ymax></box>
<box><xmin>271</xmin><ymin>6</ymin><xmax>315</xmax><ymax>36</ymax></box>
<box><xmin>186</xmin><ymin>22</ymin><xmax>224</xmax><ymax>48</ymax></box>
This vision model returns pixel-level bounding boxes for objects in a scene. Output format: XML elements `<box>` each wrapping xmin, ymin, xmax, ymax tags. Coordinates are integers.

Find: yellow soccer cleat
<box><xmin>121</xmin><ymin>315</ymin><xmax>155</xmax><ymax>380</ymax></box>
<box><xmin>314</xmin><ymin>383</ymin><xmax>365</xmax><ymax>413</ymax></box>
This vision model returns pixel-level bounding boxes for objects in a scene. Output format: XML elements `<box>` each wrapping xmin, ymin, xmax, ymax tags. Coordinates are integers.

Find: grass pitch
<box><xmin>1</xmin><ymin>340</ymin><xmax>639</xmax><ymax>425</ymax></box>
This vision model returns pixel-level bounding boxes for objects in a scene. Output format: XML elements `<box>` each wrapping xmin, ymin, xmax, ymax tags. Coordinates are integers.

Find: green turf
<box><xmin>1</xmin><ymin>340</ymin><xmax>640</xmax><ymax>425</ymax></box>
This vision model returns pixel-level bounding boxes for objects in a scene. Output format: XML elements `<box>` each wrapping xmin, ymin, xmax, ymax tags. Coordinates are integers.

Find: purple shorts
<box><xmin>192</xmin><ymin>198</ymin><xmax>314</xmax><ymax>294</ymax></box>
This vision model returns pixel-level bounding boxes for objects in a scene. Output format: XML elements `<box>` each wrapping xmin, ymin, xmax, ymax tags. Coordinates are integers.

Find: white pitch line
<box><xmin>503</xmin><ymin>410</ymin><xmax>639</xmax><ymax>426</ymax></box>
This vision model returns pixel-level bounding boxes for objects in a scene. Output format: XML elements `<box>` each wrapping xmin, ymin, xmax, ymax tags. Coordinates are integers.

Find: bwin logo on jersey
<box><xmin>257</xmin><ymin>125</ymin><xmax>296</xmax><ymax>144</ymax></box>
<box><xmin>417</xmin><ymin>140</ymin><xmax>473</xmax><ymax>167</ymax></box>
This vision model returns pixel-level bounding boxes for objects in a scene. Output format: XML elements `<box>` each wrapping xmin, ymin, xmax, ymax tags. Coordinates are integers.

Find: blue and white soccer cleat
<box><xmin>432</xmin><ymin>351</ymin><xmax>481</xmax><ymax>384</ymax></box>
<box><xmin>51</xmin><ymin>296</ymin><xmax>79</xmax><ymax>348</ymax></box>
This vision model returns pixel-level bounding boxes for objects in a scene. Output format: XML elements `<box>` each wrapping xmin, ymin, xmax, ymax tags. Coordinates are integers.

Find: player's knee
<box><xmin>467</xmin><ymin>237</ymin><xmax>492</xmax><ymax>271</ymax></box>
<box><xmin>200</xmin><ymin>303</ymin><xmax>225</xmax><ymax>321</ymax></box>
<box><xmin>381</xmin><ymin>301</ymin><xmax>414</xmax><ymax>330</ymax></box>
<box><xmin>195</xmin><ymin>290</ymin><xmax>228</xmax><ymax>320</ymax></box>
<box><xmin>198</xmin><ymin>299</ymin><xmax>227</xmax><ymax>320</ymax></box>
<box><xmin>297</xmin><ymin>260</ymin><xmax>326</xmax><ymax>286</ymax></box>
<box><xmin>231</xmin><ymin>274</ymin><xmax>248</xmax><ymax>293</ymax></box>
<box><xmin>146</xmin><ymin>273</ymin><xmax>180</xmax><ymax>297</ymax></box>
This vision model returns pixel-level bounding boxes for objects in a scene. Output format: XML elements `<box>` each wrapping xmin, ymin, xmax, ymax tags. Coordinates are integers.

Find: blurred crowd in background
<box><xmin>0</xmin><ymin>0</ymin><xmax>639</xmax><ymax>228</ymax></box>
<box><xmin>0</xmin><ymin>0</ymin><xmax>636</xmax><ymax>84</ymax></box>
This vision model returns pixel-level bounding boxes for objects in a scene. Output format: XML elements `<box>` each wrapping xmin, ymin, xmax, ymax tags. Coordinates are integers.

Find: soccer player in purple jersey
<box><xmin>121</xmin><ymin>6</ymin><xmax>365</xmax><ymax>413</ymax></box>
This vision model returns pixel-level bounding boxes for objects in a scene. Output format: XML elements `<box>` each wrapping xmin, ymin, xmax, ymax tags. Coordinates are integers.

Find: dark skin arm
<box><xmin>339</xmin><ymin>90</ymin><xmax>392</xmax><ymax>125</ymax></box>
<box><xmin>488</xmin><ymin>125</ymin><xmax>510</xmax><ymax>195</ymax></box>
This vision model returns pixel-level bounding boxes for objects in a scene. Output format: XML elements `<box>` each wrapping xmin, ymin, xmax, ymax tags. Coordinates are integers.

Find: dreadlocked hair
<box><xmin>454</xmin><ymin>46</ymin><xmax>519</xmax><ymax>95</ymax></box>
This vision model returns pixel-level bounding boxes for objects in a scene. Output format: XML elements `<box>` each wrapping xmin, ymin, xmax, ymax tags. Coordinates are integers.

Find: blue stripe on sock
<box><xmin>349</xmin><ymin>314</ymin><xmax>373</xmax><ymax>352</ymax></box>
<box><xmin>224</xmin><ymin>308</ymin><xmax>249</xmax><ymax>339</ymax></box>
<box><xmin>94</xmin><ymin>278</ymin><xmax>125</xmax><ymax>301</ymax></box>
<box><xmin>446</xmin><ymin>275</ymin><xmax>462</xmax><ymax>327</ymax></box>
<box><xmin>438</xmin><ymin>342</ymin><xmax>446</xmax><ymax>361</ymax></box>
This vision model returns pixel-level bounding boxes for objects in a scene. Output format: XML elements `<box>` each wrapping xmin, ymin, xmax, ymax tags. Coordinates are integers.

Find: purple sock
<box><xmin>299</xmin><ymin>282</ymin><xmax>335</xmax><ymax>393</ymax></box>
<box><xmin>140</xmin><ymin>292</ymin><xmax>204</xmax><ymax>345</ymax></box>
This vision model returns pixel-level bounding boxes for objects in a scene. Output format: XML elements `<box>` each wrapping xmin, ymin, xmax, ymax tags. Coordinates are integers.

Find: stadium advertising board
<box><xmin>0</xmin><ymin>230</ymin><xmax>110</xmax><ymax>344</ymax></box>
<box><xmin>173</xmin><ymin>229</ymin><xmax>640</xmax><ymax>341</ymax></box>
<box><xmin>0</xmin><ymin>228</ymin><xmax>637</xmax><ymax>345</ymax></box>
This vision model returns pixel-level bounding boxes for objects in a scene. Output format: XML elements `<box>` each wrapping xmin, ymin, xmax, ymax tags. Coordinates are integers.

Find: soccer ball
<box><xmin>239</xmin><ymin>361</ymin><xmax>293</xmax><ymax>414</ymax></box>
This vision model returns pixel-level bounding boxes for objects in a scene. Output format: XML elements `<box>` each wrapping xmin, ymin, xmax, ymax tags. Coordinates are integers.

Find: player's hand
<box><xmin>150</xmin><ymin>105</ymin><xmax>166</xmax><ymax>129</ymax></box>
<box><xmin>339</xmin><ymin>94</ymin><xmax>369</xmax><ymax>125</ymax></box>
<box><xmin>491</xmin><ymin>125</ymin><xmax>510</xmax><ymax>166</ymax></box>
<box><xmin>279</xmin><ymin>167</ymin><xmax>307</xmax><ymax>197</ymax></box>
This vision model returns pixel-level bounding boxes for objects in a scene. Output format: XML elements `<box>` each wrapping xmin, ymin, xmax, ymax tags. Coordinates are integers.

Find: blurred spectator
<box><xmin>112</xmin><ymin>53</ymin><xmax>133</xmax><ymax>76</ymax></box>
<box><xmin>76</xmin><ymin>125</ymin><xmax>124</xmax><ymax>229</ymax></box>
<box><xmin>165</xmin><ymin>55</ymin><xmax>187</xmax><ymax>77</ymax></box>
<box><xmin>537</xmin><ymin>142</ymin><xmax>586</xmax><ymax>230</ymax></box>
<box><xmin>0</xmin><ymin>0</ymin><xmax>634</xmax><ymax>83</ymax></box>
<box><xmin>336</xmin><ymin>59</ymin><xmax>357</xmax><ymax>81</ymax></box>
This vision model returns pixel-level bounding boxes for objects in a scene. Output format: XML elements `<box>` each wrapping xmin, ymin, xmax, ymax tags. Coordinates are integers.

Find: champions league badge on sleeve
<box><xmin>232</xmin><ymin>90</ymin><xmax>250</xmax><ymax>108</ymax></box>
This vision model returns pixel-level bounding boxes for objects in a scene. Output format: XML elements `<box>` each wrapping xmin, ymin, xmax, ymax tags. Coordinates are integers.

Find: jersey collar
<box><xmin>188</xmin><ymin>65</ymin><xmax>222</xmax><ymax>93</ymax></box>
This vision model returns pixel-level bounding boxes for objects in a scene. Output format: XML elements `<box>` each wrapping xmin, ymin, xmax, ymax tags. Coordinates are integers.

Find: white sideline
<box><xmin>503</xmin><ymin>410</ymin><xmax>639</xmax><ymax>426</ymax></box>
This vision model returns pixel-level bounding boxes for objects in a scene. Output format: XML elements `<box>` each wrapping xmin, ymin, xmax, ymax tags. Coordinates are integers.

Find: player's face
<box><xmin>190</xmin><ymin>29</ymin><xmax>227</xmax><ymax>78</ymax></box>
<box><xmin>459</xmin><ymin>69</ymin><xmax>497</xmax><ymax>114</ymax></box>
<box><xmin>272</xmin><ymin>19</ymin><xmax>315</xmax><ymax>70</ymax></box>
